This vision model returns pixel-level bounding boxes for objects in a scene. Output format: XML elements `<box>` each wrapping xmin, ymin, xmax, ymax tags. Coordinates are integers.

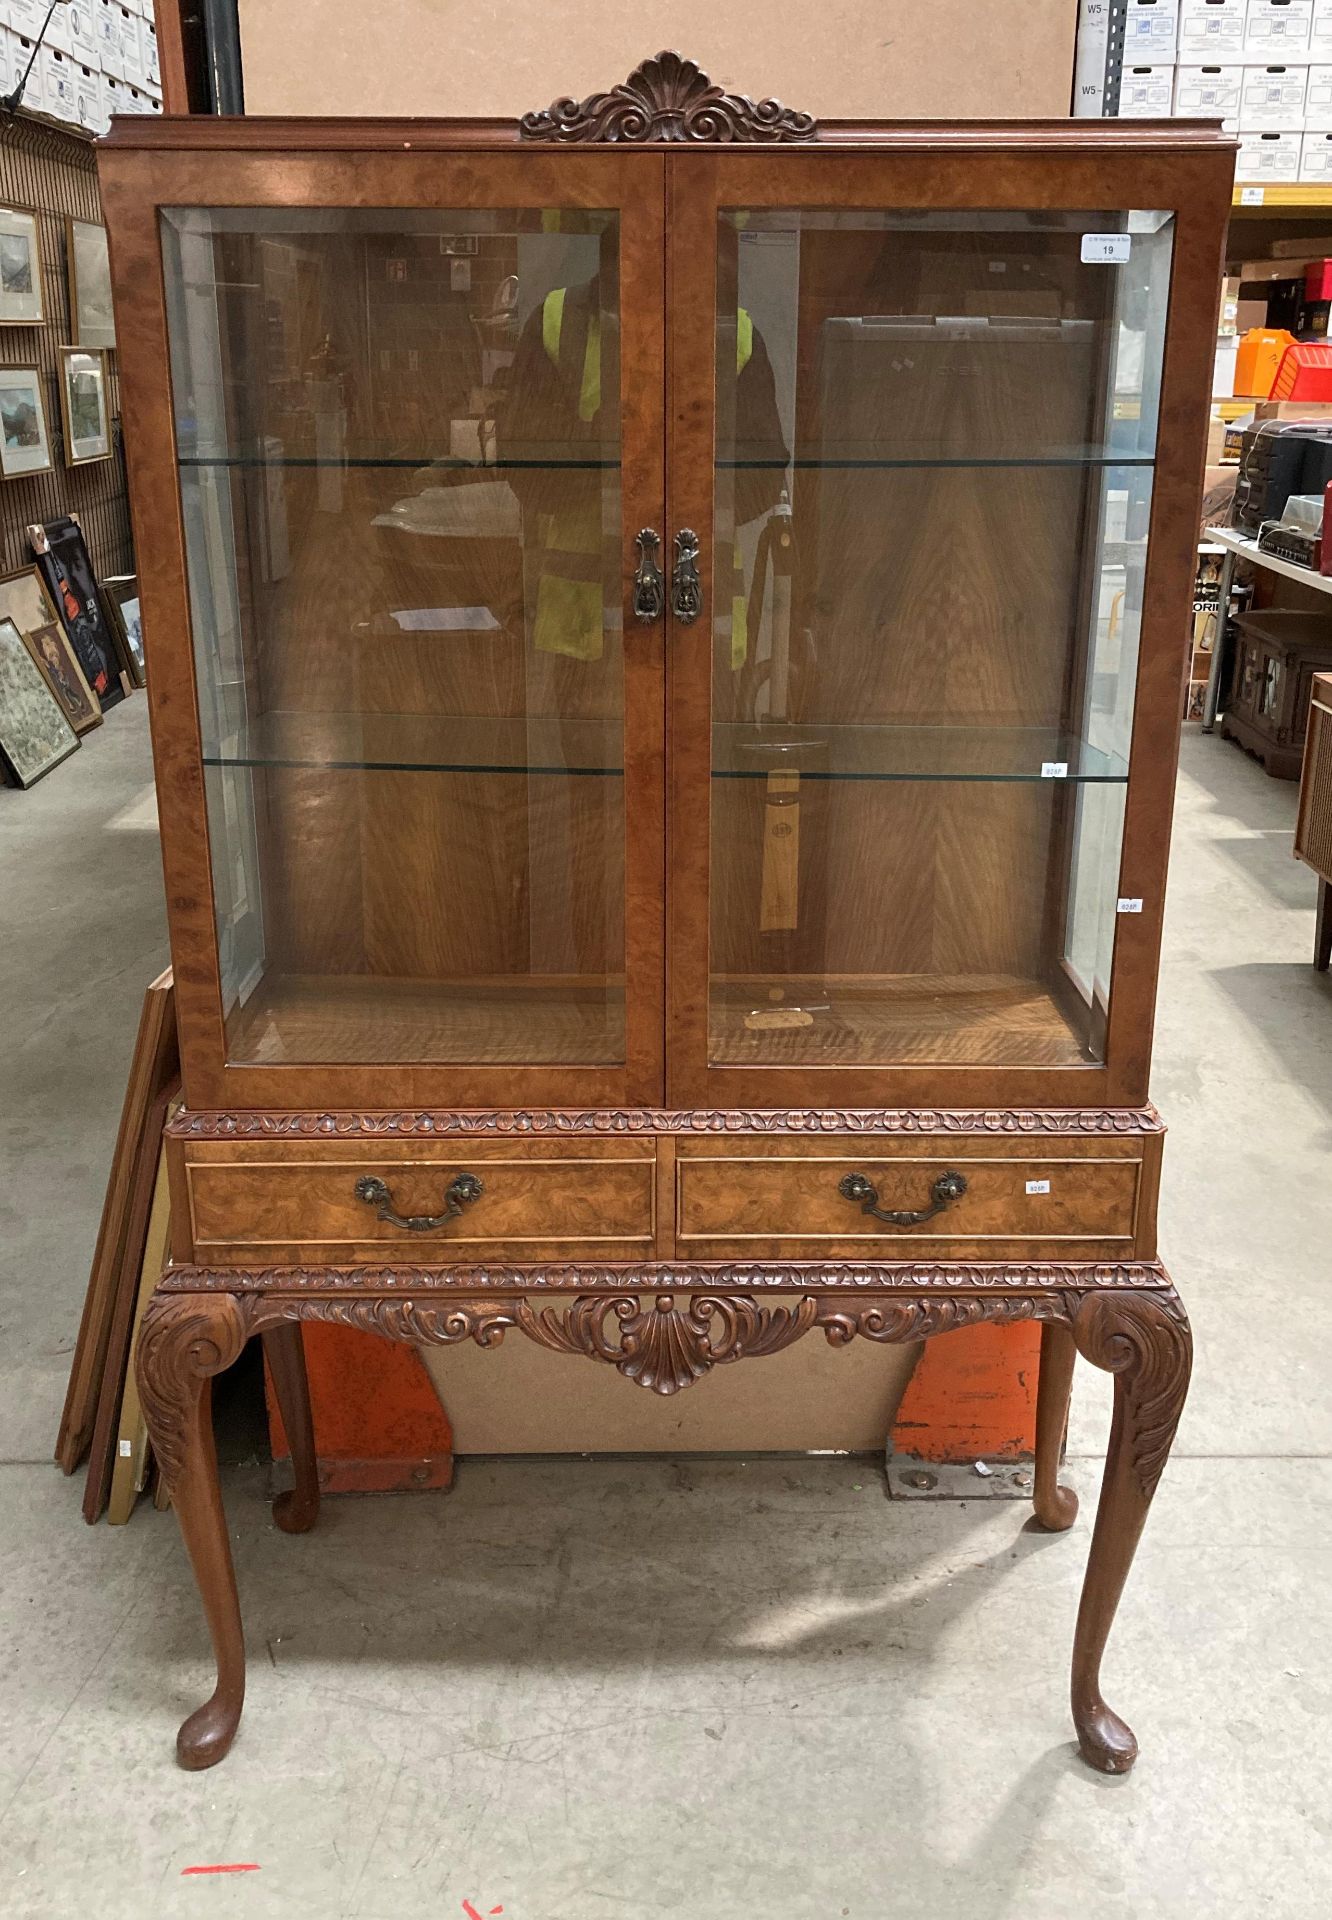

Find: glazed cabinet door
<box><xmin>666</xmin><ymin>144</ymin><xmax>1229</xmax><ymax>1109</ymax></box>
<box><xmin>101</xmin><ymin>145</ymin><xmax>666</xmax><ymax>1110</ymax></box>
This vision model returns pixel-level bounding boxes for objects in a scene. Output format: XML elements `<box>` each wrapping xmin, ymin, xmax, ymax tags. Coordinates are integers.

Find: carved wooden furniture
<box><xmin>1222</xmin><ymin>608</ymin><xmax>1332</xmax><ymax>780</ymax></box>
<box><xmin>1295</xmin><ymin>670</ymin><xmax>1332</xmax><ymax>966</ymax></box>
<box><xmin>97</xmin><ymin>55</ymin><xmax>1233</xmax><ymax>1774</ymax></box>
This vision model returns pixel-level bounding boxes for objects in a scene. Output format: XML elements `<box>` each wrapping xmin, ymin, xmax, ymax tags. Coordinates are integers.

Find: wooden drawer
<box><xmin>674</xmin><ymin>1137</ymin><xmax>1146</xmax><ymax>1259</ymax></box>
<box><xmin>180</xmin><ymin>1137</ymin><xmax>657</xmax><ymax>1263</ymax></box>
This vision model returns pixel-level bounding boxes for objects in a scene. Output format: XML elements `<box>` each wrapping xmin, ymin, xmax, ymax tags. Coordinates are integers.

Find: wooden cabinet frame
<box><xmin>98</xmin><ymin>58</ymin><xmax>1232</xmax><ymax>1777</ymax></box>
<box><xmin>102</xmin><ymin>115</ymin><xmax>1231</xmax><ymax>1116</ymax></box>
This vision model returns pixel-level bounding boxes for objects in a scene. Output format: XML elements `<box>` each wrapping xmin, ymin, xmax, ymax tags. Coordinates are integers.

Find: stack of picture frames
<box><xmin>56</xmin><ymin>969</ymin><xmax>185</xmax><ymax>1525</ymax></box>
<box><xmin>0</xmin><ymin>199</ymin><xmax>145</xmax><ymax>791</ymax></box>
<box><xmin>0</xmin><ymin>519</ymin><xmax>144</xmax><ymax>787</ymax></box>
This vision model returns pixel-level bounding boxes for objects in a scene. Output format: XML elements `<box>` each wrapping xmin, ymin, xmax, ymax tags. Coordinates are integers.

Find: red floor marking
<box><xmin>181</xmin><ymin>1864</ymin><xmax>261</xmax><ymax>1876</ymax></box>
<box><xmin>460</xmin><ymin>1904</ymin><xmax>503</xmax><ymax>1918</ymax></box>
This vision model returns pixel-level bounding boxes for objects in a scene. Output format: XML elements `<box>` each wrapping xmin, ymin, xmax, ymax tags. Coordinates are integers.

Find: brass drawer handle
<box><xmin>837</xmin><ymin>1169</ymin><xmax>968</xmax><ymax>1228</ymax></box>
<box><xmin>354</xmin><ymin>1172</ymin><xmax>483</xmax><ymax>1233</ymax></box>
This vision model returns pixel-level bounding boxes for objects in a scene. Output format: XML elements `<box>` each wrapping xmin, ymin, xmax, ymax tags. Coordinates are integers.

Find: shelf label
<box><xmin>1240</xmin><ymin>186</ymin><xmax>1265</xmax><ymax>206</ymax></box>
<box><xmin>1025</xmin><ymin>1179</ymin><xmax>1051</xmax><ymax>1196</ymax></box>
<box><xmin>1041</xmin><ymin>761</ymin><xmax>1069</xmax><ymax>779</ymax></box>
<box><xmin>1080</xmin><ymin>233</ymin><xmax>1132</xmax><ymax>265</ymax></box>
<box><xmin>1117</xmin><ymin>897</ymin><xmax>1144</xmax><ymax>914</ymax></box>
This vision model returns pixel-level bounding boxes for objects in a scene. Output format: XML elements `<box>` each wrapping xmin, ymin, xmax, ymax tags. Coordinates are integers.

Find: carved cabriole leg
<box><xmin>260</xmin><ymin>1322</ymin><xmax>320</xmax><ymax>1534</ymax></box>
<box><xmin>1069</xmin><ymin>1287</ymin><xmax>1192</xmax><ymax>1775</ymax></box>
<box><xmin>136</xmin><ymin>1291</ymin><xmax>250</xmax><ymax>1770</ymax></box>
<box><xmin>1033</xmin><ymin>1321</ymin><xmax>1079</xmax><ymax>1531</ymax></box>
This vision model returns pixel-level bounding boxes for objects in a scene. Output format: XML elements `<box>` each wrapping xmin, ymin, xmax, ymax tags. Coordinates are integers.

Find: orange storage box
<box><xmin>1234</xmin><ymin>327</ymin><xmax>1297</xmax><ymax>398</ymax></box>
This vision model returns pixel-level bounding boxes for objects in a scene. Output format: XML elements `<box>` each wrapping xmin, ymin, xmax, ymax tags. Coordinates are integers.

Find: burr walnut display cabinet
<box><xmin>96</xmin><ymin>55</ymin><xmax>1234</xmax><ymax>1773</ymax></box>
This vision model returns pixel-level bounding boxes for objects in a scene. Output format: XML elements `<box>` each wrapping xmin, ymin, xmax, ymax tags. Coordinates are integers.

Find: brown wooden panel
<box><xmin>186</xmin><ymin>1142</ymin><xmax>656</xmax><ymax>1259</ymax></box>
<box><xmin>676</xmin><ymin>1145</ymin><xmax>1139</xmax><ymax>1257</ymax></box>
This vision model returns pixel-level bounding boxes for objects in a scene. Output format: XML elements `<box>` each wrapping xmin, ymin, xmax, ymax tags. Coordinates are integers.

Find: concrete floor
<box><xmin>2</xmin><ymin>705</ymin><xmax>1331</xmax><ymax>1917</ymax></box>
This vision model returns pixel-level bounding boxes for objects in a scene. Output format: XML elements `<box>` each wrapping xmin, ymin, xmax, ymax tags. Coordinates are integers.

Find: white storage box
<box><xmin>1312</xmin><ymin>0</ymin><xmax>1332</xmax><ymax>54</ymax></box>
<box><xmin>5</xmin><ymin>0</ymin><xmax>47</xmax><ymax>36</ymax></box>
<box><xmin>117</xmin><ymin>3</ymin><xmax>145</xmax><ymax>86</ymax></box>
<box><xmin>1180</xmin><ymin>0</ymin><xmax>1249</xmax><ymax>59</ymax></box>
<box><xmin>12</xmin><ymin>34</ymin><xmax>43</xmax><ymax>110</ymax></box>
<box><xmin>75</xmin><ymin>63</ymin><xmax>105</xmax><ymax>134</ymax></box>
<box><xmin>140</xmin><ymin>16</ymin><xmax>158</xmax><ymax>89</ymax></box>
<box><xmin>41</xmin><ymin>45</ymin><xmax>81</xmax><ymax>121</ymax></box>
<box><xmin>1239</xmin><ymin>62</ymin><xmax>1309</xmax><ymax>124</ymax></box>
<box><xmin>102</xmin><ymin>69</ymin><xmax>129</xmax><ymax>117</ymax></box>
<box><xmin>1307</xmin><ymin>63</ymin><xmax>1332</xmax><ymax>113</ymax></box>
<box><xmin>1215</xmin><ymin>335</ymin><xmax>1240</xmax><ymax>395</ymax></box>
<box><xmin>96</xmin><ymin>0</ymin><xmax>125</xmax><ymax>78</ymax></box>
<box><xmin>1126</xmin><ymin>0</ymin><xmax>1181</xmax><ymax>54</ymax></box>
<box><xmin>1118</xmin><ymin>63</ymin><xmax>1177</xmax><ymax>114</ymax></box>
<box><xmin>1235</xmin><ymin>126</ymin><xmax>1304</xmax><ymax>173</ymax></box>
<box><xmin>1301</xmin><ymin>125</ymin><xmax>1332</xmax><ymax>171</ymax></box>
<box><xmin>47</xmin><ymin>0</ymin><xmax>98</xmax><ymax>65</ymax></box>
<box><xmin>1175</xmin><ymin>62</ymin><xmax>1245</xmax><ymax>115</ymax></box>
<box><xmin>1245</xmin><ymin>0</ymin><xmax>1314</xmax><ymax>55</ymax></box>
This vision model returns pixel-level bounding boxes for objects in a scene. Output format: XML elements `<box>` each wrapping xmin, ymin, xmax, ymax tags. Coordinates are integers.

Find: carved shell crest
<box><xmin>520</xmin><ymin>51</ymin><xmax>817</xmax><ymax>145</ymax></box>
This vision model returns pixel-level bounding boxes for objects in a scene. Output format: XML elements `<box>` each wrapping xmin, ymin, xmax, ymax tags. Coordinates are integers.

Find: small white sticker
<box><xmin>1117</xmin><ymin>896</ymin><xmax>1144</xmax><ymax>914</ymax></box>
<box><xmin>1025</xmin><ymin>1178</ymin><xmax>1051</xmax><ymax>1196</ymax></box>
<box><xmin>118</xmin><ymin>1439</ymin><xmax>133</xmax><ymax>1457</ymax></box>
<box><xmin>1041</xmin><ymin>761</ymin><xmax>1068</xmax><ymax>779</ymax></box>
<box><xmin>1240</xmin><ymin>186</ymin><xmax>1265</xmax><ymax>206</ymax></box>
<box><xmin>1080</xmin><ymin>233</ymin><xmax>1132</xmax><ymax>265</ymax></box>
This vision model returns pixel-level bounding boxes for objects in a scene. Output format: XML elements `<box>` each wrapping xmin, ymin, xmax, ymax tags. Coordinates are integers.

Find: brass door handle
<box><xmin>671</xmin><ymin>528</ymin><xmax>702</xmax><ymax>623</ymax></box>
<box><xmin>354</xmin><ymin>1172</ymin><xmax>484</xmax><ymax>1232</ymax></box>
<box><xmin>632</xmin><ymin>528</ymin><xmax>665</xmax><ymax>622</ymax></box>
<box><xmin>837</xmin><ymin>1169</ymin><xmax>968</xmax><ymax>1228</ymax></box>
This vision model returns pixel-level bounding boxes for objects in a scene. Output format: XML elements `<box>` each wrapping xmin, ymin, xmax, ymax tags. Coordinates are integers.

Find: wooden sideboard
<box><xmin>97</xmin><ymin>56</ymin><xmax>1233</xmax><ymax>1773</ymax></box>
<box><xmin>1295</xmin><ymin>669</ymin><xmax>1332</xmax><ymax>966</ymax></box>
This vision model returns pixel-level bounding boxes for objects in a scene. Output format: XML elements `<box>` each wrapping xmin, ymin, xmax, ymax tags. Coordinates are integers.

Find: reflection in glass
<box><xmin>162</xmin><ymin>207</ymin><xmax>626</xmax><ymax>1066</ymax></box>
<box><xmin>709</xmin><ymin>208</ymin><xmax>1172</xmax><ymax>1068</ymax></box>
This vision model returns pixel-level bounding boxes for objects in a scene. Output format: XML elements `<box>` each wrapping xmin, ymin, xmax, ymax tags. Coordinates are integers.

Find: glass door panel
<box><xmin>162</xmin><ymin>206</ymin><xmax>630</xmax><ymax>1069</ymax></box>
<box><xmin>708</xmin><ymin>207</ymin><xmax>1171</xmax><ymax>1070</ymax></box>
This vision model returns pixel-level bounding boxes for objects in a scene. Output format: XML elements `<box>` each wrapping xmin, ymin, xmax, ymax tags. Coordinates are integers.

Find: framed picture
<box><xmin>58</xmin><ymin>346</ymin><xmax>111</xmax><ymax>466</ymax></box>
<box><xmin>0</xmin><ymin>206</ymin><xmax>44</xmax><ymax>327</ymax></box>
<box><xmin>24</xmin><ymin>619</ymin><xmax>102</xmax><ymax>734</ymax></box>
<box><xmin>66</xmin><ymin>219</ymin><xmax>115</xmax><ymax>350</ymax></box>
<box><xmin>100</xmin><ymin>573</ymin><xmax>146</xmax><ymax>688</ymax></box>
<box><xmin>28</xmin><ymin>517</ymin><xmax>126</xmax><ymax>710</ymax></box>
<box><xmin>0</xmin><ymin>567</ymin><xmax>100</xmax><ymax>733</ymax></box>
<box><xmin>0</xmin><ymin>615</ymin><xmax>78</xmax><ymax>788</ymax></box>
<box><xmin>0</xmin><ymin>367</ymin><xmax>53</xmax><ymax>479</ymax></box>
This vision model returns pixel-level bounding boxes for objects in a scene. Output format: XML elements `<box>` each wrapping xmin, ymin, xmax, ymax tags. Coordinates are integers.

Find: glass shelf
<box><xmin>178</xmin><ymin>454</ymin><xmax>620</xmax><ymax>471</ymax></box>
<box><xmin>718</xmin><ymin>453</ymin><xmax>1155</xmax><ymax>471</ymax></box>
<box><xmin>711</xmin><ymin>723</ymin><xmax>1129</xmax><ymax>784</ymax></box>
<box><xmin>203</xmin><ymin>711</ymin><xmax>624</xmax><ymax>777</ymax></box>
<box><xmin>202</xmin><ymin>714</ymin><xmax>1128</xmax><ymax>784</ymax></box>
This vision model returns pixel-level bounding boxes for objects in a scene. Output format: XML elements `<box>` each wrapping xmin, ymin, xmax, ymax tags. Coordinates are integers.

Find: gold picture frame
<box><xmin>57</xmin><ymin>345</ymin><xmax>112</xmax><ymax>466</ymax></box>
<box><xmin>65</xmin><ymin>219</ymin><xmax>115</xmax><ymax>350</ymax></box>
<box><xmin>0</xmin><ymin>615</ymin><xmax>78</xmax><ymax>788</ymax></box>
<box><xmin>0</xmin><ymin>366</ymin><xmax>52</xmax><ymax>479</ymax></box>
<box><xmin>0</xmin><ymin>204</ymin><xmax>44</xmax><ymax>327</ymax></box>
